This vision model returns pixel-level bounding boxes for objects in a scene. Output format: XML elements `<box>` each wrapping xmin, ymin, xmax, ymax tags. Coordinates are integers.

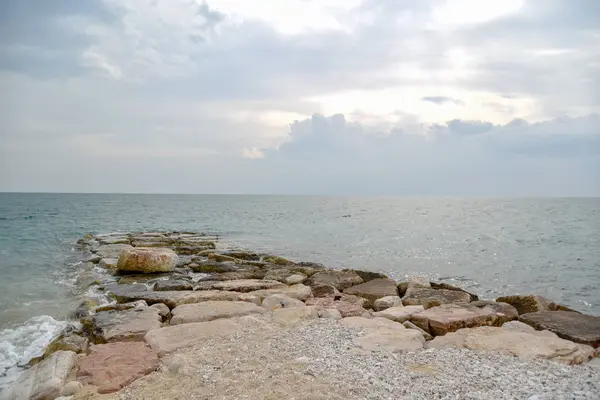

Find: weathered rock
<box><xmin>98</xmin><ymin>258</ymin><xmax>118</xmax><ymax>269</ymax></box>
<box><xmin>153</xmin><ymin>279</ymin><xmax>193</xmax><ymax>291</ymax></box>
<box><xmin>402</xmin><ymin>287</ymin><xmax>472</xmax><ymax>309</ymax></box>
<box><xmin>117</xmin><ymin>247</ymin><xmax>178</xmax><ymax>273</ymax></box>
<box><xmin>95</xmin><ymin>300</ymin><xmax>148</xmax><ymax>313</ymax></box>
<box><xmin>397</xmin><ymin>282</ymin><xmax>409</xmax><ymax>297</ymax></box>
<box><xmin>76</xmin><ymin>272</ymin><xmax>101</xmax><ymax>288</ymax></box>
<box><xmin>285</xmin><ymin>274</ymin><xmax>307</xmax><ymax>285</ymax></box>
<box><xmin>311</xmin><ymin>284</ymin><xmax>340</xmax><ymax>298</ymax></box>
<box><xmin>410</xmin><ymin>304</ymin><xmax>498</xmax><ymax>336</ymax></box>
<box><xmin>408</xmin><ymin>276</ymin><xmax>431</xmax><ymax>288</ymax></box>
<box><xmin>354</xmin><ymin>329</ymin><xmax>425</xmax><ymax>352</ymax></box>
<box><xmin>199</xmin><ymin>279</ymin><xmax>286</xmax><ymax>293</ymax></box>
<box><xmin>189</xmin><ymin>260</ymin><xmax>241</xmax><ymax>273</ymax></box>
<box><xmin>262</xmin><ymin>255</ymin><xmax>293</xmax><ymax>265</ymax></box>
<box><xmin>318</xmin><ymin>309</ymin><xmax>343</xmax><ymax>320</ymax></box>
<box><xmin>197</xmin><ymin>270</ymin><xmax>265</xmax><ymax>281</ymax></box>
<box><xmin>262</xmin><ymin>294</ymin><xmax>306</xmax><ymax>311</ymax></box>
<box><xmin>221</xmin><ymin>251</ymin><xmax>261</xmax><ymax>261</ymax></box>
<box><xmin>77</xmin><ymin>342</ymin><xmax>158</xmax><ymax>393</ymax></box>
<box><xmin>237</xmin><ymin>293</ymin><xmax>262</xmax><ymax>305</ymax></box>
<box><xmin>343</xmin><ymin>278</ymin><xmax>398</xmax><ymax>308</ymax></box>
<box><xmin>144</xmin><ymin>319</ymin><xmax>242</xmax><ymax>356</ymax></box>
<box><xmin>272</xmin><ymin>306</ymin><xmax>319</xmax><ymax>326</ymax></box>
<box><xmin>72</xmin><ymin>299</ymin><xmax>101</xmax><ymax>319</ymax></box>
<box><xmin>95</xmin><ymin>244</ymin><xmax>133</xmax><ymax>259</ymax></box>
<box><xmin>117</xmin><ymin>274</ymin><xmax>171</xmax><ymax>285</ymax></box>
<box><xmin>291</xmin><ymin>262</ymin><xmax>326</xmax><ymax>277</ymax></box>
<box><xmin>7</xmin><ymin>351</ymin><xmax>77</xmax><ymax>400</ymax></box>
<box><xmin>373</xmin><ymin>296</ymin><xmax>403</xmax><ymax>311</ymax></box>
<box><xmin>84</xmin><ymin>307</ymin><xmax>161</xmax><ymax>343</ymax></box>
<box><xmin>87</xmin><ymin>254</ymin><xmax>102</xmax><ymax>264</ymax></box>
<box><xmin>341</xmin><ymin>316</ymin><xmax>406</xmax><ymax>332</ymax></box>
<box><xmin>430</xmin><ymin>282</ymin><xmax>479</xmax><ymax>301</ymax></box>
<box><xmin>342</xmin><ymin>269</ymin><xmax>389</xmax><ymax>282</ymax></box>
<box><xmin>374</xmin><ymin>305</ymin><xmax>425</xmax><ymax>323</ymax></box>
<box><xmin>170</xmin><ymin>301</ymin><xmax>266</xmax><ymax>325</ymax></box>
<box><xmin>428</xmin><ymin>326</ymin><xmax>595</xmax><ymax>364</ymax></box>
<box><xmin>502</xmin><ymin>320</ymin><xmax>536</xmax><ymax>333</ymax></box>
<box><xmin>60</xmin><ymin>381</ymin><xmax>83</xmax><ymax>397</ymax></box>
<box><xmin>173</xmin><ymin>246</ymin><xmax>213</xmax><ymax>255</ymax></box>
<box><xmin>519</xmin><ymin>311</ymin><xmax>600</xmax><ymax>348</ymax></box>
<box><xmin>306</xmin><ymin>294</ymin><xmax>368</xmax><ymax>318</ymax></box>
<box><xmin>470</xmin><ymin>300</ymin><xmax>518</xmax><ymax>324</ymax></box>
<box><xmin>403</xmin><ymin>320</ymin><xmax>433</xmax><ymax>340</ymax></box>
<box><xmin>43</xmin><ymin>334</ymin><xmax>89</xmax><ymax>358</ymax></box>
<box><xmin>150</xmin><ymin>303</ymin><xmax>171</xmax><ymax>320</ymax></box>
<box><xmin>495</xmin><ymin>294</ymin><xmax>568</xmax><ymax>315</ymax></box>
<box><xmin>249</xmin><ymin>284</ymin><xmax>313</xmax><ymax>302</ymax></box>
<box><xmin>307</xmin><ymin>270</ymin><xmax>364</xmax><ymax>291</ymax></box>
<box><xmin>109</xmin><ymin>288</ymin><xmax>251</xmax><ymax>309</ymax></box>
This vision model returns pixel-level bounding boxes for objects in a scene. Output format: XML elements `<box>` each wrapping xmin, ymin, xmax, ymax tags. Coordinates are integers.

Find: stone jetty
<box><xmin>6</xmin><ymin>231</ymin><xmax>600</xmax><ymax>400</ymax></box>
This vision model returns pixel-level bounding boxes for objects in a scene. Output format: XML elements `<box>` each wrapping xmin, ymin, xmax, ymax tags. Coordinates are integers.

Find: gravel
<box><xmin>118</xmin><ymin>317</ymin><xmax>600</xmax><ymax>400</ymax></box>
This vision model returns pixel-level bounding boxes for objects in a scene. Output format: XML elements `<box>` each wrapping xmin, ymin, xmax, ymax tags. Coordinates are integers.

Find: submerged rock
<box><xmin>519</xmin><ymin>311</ymin><xmax>600</xmax><ymax>348</ymax></box>
<box><xmin>117</xmin><ymin>247</ymin><xmax>178</xmax><ymax>273</ymax></box>
<box><xmin>77</xmin><ymin>342</ymin><xmax>159</xmax><ymax>394</ymax></box>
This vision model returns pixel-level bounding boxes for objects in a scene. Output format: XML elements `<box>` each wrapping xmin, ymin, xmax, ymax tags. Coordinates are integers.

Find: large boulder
<box><xmin>7</xmin><ymin>351</ymin><xmax>77</xmax><ymax>400</ymax></box>
<box><xmin>262</xmin><ymin>294</ymin><xmax>306</xmax><ymax>311</ymax></box>
<box><xmin>343</xmin><ymin>278</ymin><xmax>399</xmax><ymax>308</ymax></box>
<box><xmin>41</xmin><ymin>334</ymin><xmax>89</xmax><ymax>359</ymax></box>
<box><xmin>307</xmin><ymin>270</ymin><xmax>363</xmax><ymax>291</ymax></box>
<box><xmin>117</xmin><ymin>247</ymin><xmax>178</xmax><ymax>273</ymax></box>
<box><xmin>77</xmin><ymin>342</ymin><xmax>159</xmax><ymax>394</ymax></box>
<box><xmin>248</xmin><ymin>284</ymin><xmax>313</xmax><ymax>302</ymax></box>
<box><xmin>410</xmin><ymin>304</ymin><xmax>499</xmax><ymax>336</ymax></box>
<box><xmin>428</xmin><ymin>326</ymin><xmax>595</xmax><ymax>365</ymax></box>
<box><xmin>306</xmin><ymin>294</ymin><xmax>368</xmax><ymax>317</ymax></box>
<box><xmin>84</xmin><ymin>307</ymin><xmax>162</xmax><ymax>343</ymax></box>
<box><xmin>495</xmin><ymin>294</ymin><xmax>575</xmax><ymax>315</ymax></box>
<box><xmin>374</xmin><ymin>305</ymin><xmax>425</xmax><ymax>323</ymax></box>
<box><xmin>519</xmin><ymin>311</ymin><xmax>600</xmax><ymax>348</ymax></box>
<box><xmin>342</xmin><ymin>269</ymin><xmax>389</xmax><ymax>282</ymax></box>
<box><xmin>402</xmin><ymin>287</ymin><xmax>471</xmax><ymax>309</ymax></box>
<box><xmin>170</xmin><ymin>301</ymin><xmax>266</xmax><ymax>325</ymax></box>
<box><xmin>430</xmin><ymin>282</ymin><xmax>479</xmax><ymax>301</ymax></box>
<box><xmin>373</xmin><ymin>296</ymin><xmax>403</xmax><ymax>311</ymax></box>
<box><xmin>272</xmin><ymin>306</ymin><xmax>319</xmax><ymax>326</ymax></box>
<box><xmin>144</xmin><ymin>319</ymin><xmax>241</xmax><ymax>356</ymax></box>
<box><xmin>470</xmin><ymin>300</ymin><xmax>518</xmax><ymax>325</ymax></box>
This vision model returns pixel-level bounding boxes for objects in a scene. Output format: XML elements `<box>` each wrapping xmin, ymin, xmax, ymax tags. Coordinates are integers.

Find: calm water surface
<box><xmin>0</xmin><ymin>194</ymin><xmax>599</xmax><ymax>388</ymax></box>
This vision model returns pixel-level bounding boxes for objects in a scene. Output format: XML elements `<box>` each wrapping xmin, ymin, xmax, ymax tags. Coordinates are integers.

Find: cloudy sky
<box><xmin>1</xmin><ymin>0</ymin><xmax>599</xmax><ymax>195</ymax></box>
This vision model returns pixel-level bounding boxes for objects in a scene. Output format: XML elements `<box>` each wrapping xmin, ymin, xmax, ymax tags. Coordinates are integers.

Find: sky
<box><xmin>0</xmin><ymin>0</ymin><xmax>599</xmax><ymax>196</ymax></box>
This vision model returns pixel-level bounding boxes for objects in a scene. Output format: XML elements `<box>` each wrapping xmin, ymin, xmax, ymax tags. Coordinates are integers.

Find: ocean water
<box><xmin>0</xmin><ymin>194</ymin><xmax>599</xmax><ymax>389</ymax></box>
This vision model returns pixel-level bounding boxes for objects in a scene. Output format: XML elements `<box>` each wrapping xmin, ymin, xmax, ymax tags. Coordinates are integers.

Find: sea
<box><xmin>0</xmin><ymin>193</ymin><xmax>599</xmax><ymax>391</ymax></box>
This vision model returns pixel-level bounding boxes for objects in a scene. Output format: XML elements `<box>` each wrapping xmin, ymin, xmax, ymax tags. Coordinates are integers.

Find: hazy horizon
<box><xmin>1</xmin><ymin>0</ymin><xmax>599</xmax><ymax>196</ymax></box>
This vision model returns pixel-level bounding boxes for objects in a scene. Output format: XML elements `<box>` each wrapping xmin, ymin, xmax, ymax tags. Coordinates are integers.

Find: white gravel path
<box><xmin>117</xmin><ymin>318</ymin><xmax>600</xmax><ymax>400</ymax></box>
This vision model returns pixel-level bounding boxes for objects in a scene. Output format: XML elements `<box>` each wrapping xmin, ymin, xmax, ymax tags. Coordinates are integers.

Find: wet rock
<box><xmin>428</xmin><ymin>326</ymin><xmax>595</xmax><ymax>364</ymax></box>
<box><xmin>117</xmin><ymin>248</ymin><xmax>178</xmax><ymax>273</ymax></box>
<box><xmin>374</xmin><ymin>305</ymin><xmax>425</xmax><ymax>323</ymax></box>
<box><xmin>73</xmin><ymin>299</ymin><xmax>100</xmax><ymax>319</ymax></box>
<box><xmin>262</xmin><ymin>294</ymin><xmax>306</xmax><ymax>311</ymax></box>
<box><xmin>84</xmin><ymin>307</ymin><xmax>162</xmax><ymax>343</ymax></box>
<box><xmin>76</xmin><ymin>272</ymin><xmax>101</xmax><ymax>288</ymax></box>
<box><xmin>519</xmin><ymin>311</ymin><xmax>600</xmax><ymax>348</ymax></box>
<box><xmin>248</xmin><ymin>284</ymin><xmax>313</xmax><ymax>302</ymax></box>
<box><xmin>495</xmin><ymin>294</ymin><xmax>578</xmax><ymax>315</ymax></box>
<box><xmin>430</xmin><ymin>282</ymin><xmax>479</xmax><ymax>301</ymax></box>
<box><xmin>144</xmin><ymin>319</ymin><xmax>242</xmax><ymax>356</ymax></box>
<box><xmin>373</xmin><ymin>296</ymin><xmax>403</xmax><ymax>311</ymax></box>
<box><xmin>221</xmin><ymin>251</ymin><xmax>261</xmax><ymax>261</ymax></box>
<box><xmin>343</xmin><ymin>278</ymin><xmax>398</xmax><ymax>308</ymax></box>
<box><xmin>42</xmin><ymin>334</ymin><xmax>89</xmax><ymax>359</ymax></box>
<box><xmin>402</xmin><ymin>287</ymin><xmax>472</xmax><ymax>309</ymax></box>
<box><xmin>7</xmin><ymin>351</ymin><xmax>77</xmax><ymax>400</ymax></box>
<box><xmin>77</xmin><ymin>342</ymin><xmax>158</xmax><ymax>394</ymax></box>
<box><xmin>262</xmin><ymin>255</ymin><xmax>293</xmax><ymax>265</ymax></box>
<box><xmin>307</xmin><ymin>270</ymin><xmax>364</xmax><ymax>291</ymax></box>
<box><xmin>273</xmin><ymin>306</ymin><xmax>319</xmax><ymax>326</ymax></box>
<box><xmin>153</xmin><ymin>279</ymin><xmax>193</xmax><ymax>291</ymax></box>
<box><xmin>98</xmin><ymin>258</ymin><xmax>118</xmax><ymax>269</ymax></box>
<box><xmin>87</xmin><ymin>254</ymin><xmax>101</xmax><ymax>264</ymax></box>
<box><xmin>95</xmin><ymin>300</ymin><xmax>148</xmax><ymax>313</ymax></box>
<box><xmin>410</xmin><ymin>304</ymin><xmax>498</xmax><ymax>336</ymax></box>
<box><xmin>342</xmin><ymin>269</ymin><xmax>389</xmax><ymax>282</ymax></box>
<box><xmin>95</xmin><ymin>244</ymin><xmax>133</xmax><ymax>259</ymax></box>
<box><xmin>170</xmin><ymin>301</ymin><xmax>266</xmax><ymax>325</ymax></box>
<box><xmin>470</xmin><ymin>300</ymin><xmax>518</xmax><ymax>324</ymax></box>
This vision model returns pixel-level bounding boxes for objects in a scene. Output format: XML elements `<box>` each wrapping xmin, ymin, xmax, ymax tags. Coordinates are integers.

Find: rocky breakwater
<box><xmin>6</xmin><ymin>231</ymin><xmax>600</xmax><ymax>399</ymax></box>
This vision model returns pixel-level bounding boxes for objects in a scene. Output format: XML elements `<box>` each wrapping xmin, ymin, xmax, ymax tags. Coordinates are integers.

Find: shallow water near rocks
<box><xmin>0</xmin><ymin>193</ymin><xmax>599</xmax><ymax>391</ymax></box>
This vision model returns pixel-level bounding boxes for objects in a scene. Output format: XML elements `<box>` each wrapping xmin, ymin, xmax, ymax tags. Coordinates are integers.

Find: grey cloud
<box><xmin>422</xmin><ymin>96</ymin><xmax>465</xmax><ymax>106</ymax></box>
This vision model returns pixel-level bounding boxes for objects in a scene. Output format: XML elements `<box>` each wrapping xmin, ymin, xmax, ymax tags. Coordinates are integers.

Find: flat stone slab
<box><xmin>495</xmin><ymin>295</ymin><xmax>555</xmax><ymax>314</ymax></box>
<box><xmin>144</xmin><ymin>319</ymin><xmax>242</xmax><ymax>356</ymax></box>
<box><xmin>153</xmin><ymin>279</ymin><xmax>193</xmax><ymax>291</ymax></box>
<box><xmin>95</xmin><ymin>244</ymin><xmax>133</xmax><ymax>259</ymax></box>
<box><xmin>86</xmin><ymin>307</ymin><xmax>162</xmax><ymax>342</ymax></box>
<box><xmin>306</xmin><ymin>294</ymin><xmax>368</xmax><ymax>317</ymax></box>
<box><xmin>355</xmin><ymin>329</ymin><xmax>425</xmax><ymax>352</ymax></box>
<box><xmin>430</xmin><ymin>282</ymin><xmax>479</xmax><ymax>301</ymax></box>
<box><xmin>307</xmin><ymin>270</ymin><xmax>364</xmax><ymax>291</ymax></box>
<box><xmin>249</xmin><ymin>284</ymin><xmax>313</xmax><ymax>301</ymax></box>
<box><xmin>198</xmin><ymin>279</ymin><xmax>286</xmax><ymax>293</ymax></box>
<box><xmin>109</xmin><ymin>288</ymin><xmax>250</xmax><ymax>309</ymax></box>
<box><xmin>170</xmin><ymin>301</ymin><xmax>266</xmax><ymax>325</ymax></box>
<box><xmin>7</xmin><ymin>350</ymin><xmax>77</xmax><ymax>400</ymax></box>
<box><xmin>117</xmin><ymin>247</ymin><xmax>178</xmax><ymax>273</ymax></box>
<box><xmin>341</xmin><ymin>317</ymin><xmax>406</xmax><ymax>332</ymax></box>
<box><xmin>410</xmin><ymin>304</ymin><xmax>498</xmax><ymax>336</ymax></box>
<box><xmin>402</xmin><ymin>287</ymin><xmax>472</xmax><ymax>309</ymax></box>
<box><xmin>77</xmin><ymin>342</ymin><xmax>159</xmax><ymax>393</ymax></box>
<box><xmin>470</xmin><ymin>300</ymin><xmax>518</xmax><ymax>324</ymax></box>
<box><xmin>428</xmin><ymin>326</ymin><xmax>595</xmax><ymax>365</ymax></box>
<box><xmin>343</xmin><ymin>278</ymin><xmax>399</xmax><ymax>308</ymax></box>
<box><xmin>374</xmin><ymin>305</ymin><xmax>425</xmax><ymax>323</ymax></box>
<box><xmin>262</xmin><ymin>294</ymin><xmax>306</xmax><ymax>311</ymax></box>
<box><xmin>273</xmin><ymin>306</ymin><xmax>320</xmax><ymax>326</ymax></box>
<box><xmin>373</xmin><ymin>296</ymin><xmax>403</xmax><ymax>311</ymax></box>
<box><xmin>519</xmin><ymin>311</ymin><xmax>600</xmax><ymax>348</ymax></box>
